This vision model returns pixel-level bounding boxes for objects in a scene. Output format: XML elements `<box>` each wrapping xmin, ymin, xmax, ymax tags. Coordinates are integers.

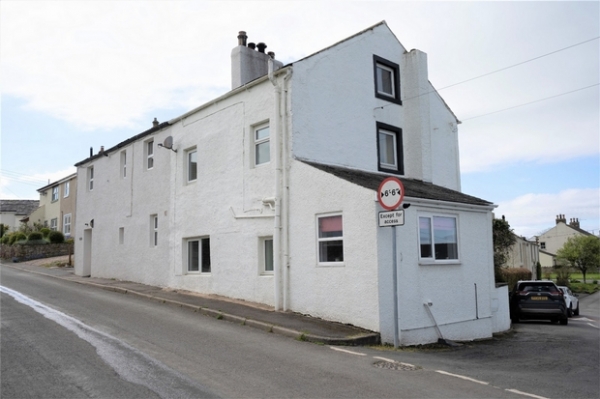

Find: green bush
<box><xmin>1</xmin><ymin>234</ymin><xmax>11</xmax><ymax>245</ymax></box>
<box><xmin>47</xmin><ymin>231</ymin><xmax>65</xmax><ymax>243</ymax></box>
<box><xmin>28</xmin><ymin>232</ymin><xmax>44</xmax><ymax>241</ymax></box>
<box><xmin>11</xmin><ymin>233</ymin><xmax>27</xmax><ymax>245</ymax></box>
<box><xmin>502</xmin><ymin>267</ymin><xmax>532</xmax><ymax>289</ymax></box>
<box><xmin>40</xmin><ymin>228</ymin><xmax>51</xmax><ymax>238</ymax></box>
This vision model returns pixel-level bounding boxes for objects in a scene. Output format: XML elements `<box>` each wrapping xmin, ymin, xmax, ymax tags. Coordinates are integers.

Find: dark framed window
<box><xmin>373</xmin><ymin>55</ymin><xmax>401</xmax><ymax>105</ymax></box>
<box><xmin>376</xmin><ymin>122</ymin><xmax>404</xmax><ymax>175</ymax></box>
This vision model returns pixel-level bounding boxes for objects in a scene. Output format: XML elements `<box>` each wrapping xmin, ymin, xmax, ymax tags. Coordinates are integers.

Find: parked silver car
<box><xmin>558</xmin><ymin>286</ymin><xmax>580</xmax><ymax>317</ymax></box>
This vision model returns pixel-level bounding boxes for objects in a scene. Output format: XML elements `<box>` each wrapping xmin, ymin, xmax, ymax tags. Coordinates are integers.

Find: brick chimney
<box><xmin>569</xmin><ymin>218</ymin><xmax>580</xmax><ymax>229</ymax></box>
<box><xmin>556</xmin><ymin>214</ymin><xmax>567</xmax><ymax>224</ymax></box>
<box><xmin>231</xmin><ymin>31</ymin><xmax>283</xmax><ymax>90</ymax></box>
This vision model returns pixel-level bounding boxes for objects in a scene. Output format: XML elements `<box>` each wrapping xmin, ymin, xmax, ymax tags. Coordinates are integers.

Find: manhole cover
<box><xmin>373</xmin><ymin>361</ymin><xmax>421</xmax><ymax>371</ymax></box>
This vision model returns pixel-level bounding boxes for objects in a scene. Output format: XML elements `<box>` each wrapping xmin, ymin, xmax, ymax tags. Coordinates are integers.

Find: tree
<box><xmin>493</xmin><ymin>216</ymin><xmax>517</xmax><ymax>283</ymax></box>
<box><xmin>556</xmin><ymin>235</ymin><xmax>600</xmax><ymax>283</ymax></box>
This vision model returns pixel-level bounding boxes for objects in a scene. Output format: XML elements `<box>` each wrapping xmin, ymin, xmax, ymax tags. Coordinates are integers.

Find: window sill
<box><xmin>317</xmin><ymin>262</ymin><xmax>345</xmax><ymax>268</ymax></box>
<box><xmin>419</xmin><ymin>260</ymin><xmax>461</xmax><ymax>266</ymax></box>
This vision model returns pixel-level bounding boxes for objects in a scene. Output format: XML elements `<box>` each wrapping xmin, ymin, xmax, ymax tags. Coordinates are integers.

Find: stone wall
<box><xmin>0</xmin><ymin>243</ymin><xmax>74</xmax><ymax>262</ymax></box>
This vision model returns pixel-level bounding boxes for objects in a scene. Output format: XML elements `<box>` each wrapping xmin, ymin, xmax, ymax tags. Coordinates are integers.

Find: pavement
<box><xmin>1</xmin><ymin>256</ymin><xmax>380</xmax><ymax>346</ymax></box>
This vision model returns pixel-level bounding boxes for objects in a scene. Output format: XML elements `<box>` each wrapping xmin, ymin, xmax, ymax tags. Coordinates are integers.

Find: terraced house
<box><xmin>74</xmin><ymin>22</ymin><xmax>509</xmax><ymax>345</ymax></box>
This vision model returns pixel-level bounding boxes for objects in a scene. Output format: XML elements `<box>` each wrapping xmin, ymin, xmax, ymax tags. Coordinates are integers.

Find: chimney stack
<box><xmin>231</xmin><ymin>31</ymin><xmax>283</xmax><ymax>90</ymax></box>
<box><xmin>556</xmin><ymin>214</ymin><xmax>567</xmax><ymax>224</ymax></box>
<box><xmin>152</xmin><ymin>118</ymin><xmax>159</xmax><ymax>127</ymax></box>
<box><xmin>569</xmin><ymin>218</ymin><xmax>580</xmax><ymax>229</ymax></box>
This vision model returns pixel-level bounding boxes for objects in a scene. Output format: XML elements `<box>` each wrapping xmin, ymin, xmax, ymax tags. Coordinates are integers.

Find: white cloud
<box><xmin>0</xmin><ymin>168</ymin><xmax>76</xmax><ymax>200</ymax></box>
<box><xmin>496</xmin><ymin>188</ymin><xmax>600</xmax><ymax>238</ymax></box>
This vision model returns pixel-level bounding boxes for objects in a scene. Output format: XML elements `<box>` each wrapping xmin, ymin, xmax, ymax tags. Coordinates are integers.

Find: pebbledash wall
<box><xmin>75</xmin><ymin>21</ymin><xmax>508</xmax><ymax>345</ymax></box>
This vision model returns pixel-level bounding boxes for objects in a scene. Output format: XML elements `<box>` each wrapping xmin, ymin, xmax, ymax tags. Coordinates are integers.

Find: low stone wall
<box><xmin>0</xmin><ymin>243</ymin><xmax>74</xmax><ymax>262</ymax></box>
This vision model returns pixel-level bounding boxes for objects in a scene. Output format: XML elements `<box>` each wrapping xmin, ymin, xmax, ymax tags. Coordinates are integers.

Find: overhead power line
<box><xmin>437</xmin><ymin>36</ymin><xmax>600</xmax><ymax>91</ymax></box>
<box><xmin>462</xmin><ymin>83</ymin><xmax>599</xmax><ymax>121</ymax></box>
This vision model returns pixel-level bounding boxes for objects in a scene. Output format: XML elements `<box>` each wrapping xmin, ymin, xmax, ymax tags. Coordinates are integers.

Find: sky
<box><xmin>1</xmin><ymin>1</ymin><xmax>598</xmax><ymax>238</ymax></box>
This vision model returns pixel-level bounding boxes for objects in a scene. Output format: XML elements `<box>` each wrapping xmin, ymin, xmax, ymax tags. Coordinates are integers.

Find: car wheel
<box><xmin>560</xmin><ymin>317</ymin><xmax>568</xmax><ymax>325</ymax></box>
<box><xmin>568</xmin><ymin>305</ymin><xmax>573</xmax><ymax>317</ymax></box>
<box><xmin>574</xmin><ymin>304</ymin><xmax>580</xmax><ymax>316</ymax></box>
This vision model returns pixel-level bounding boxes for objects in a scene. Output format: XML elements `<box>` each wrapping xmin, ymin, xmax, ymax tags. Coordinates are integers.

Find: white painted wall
<box><xmin>377</xmin><ymin>199</ymin><xmax>497</xmax><ymax>345</ymax></box>
<box><xmin>291</xmin><ymin>23</ymin><xmax>460</xmax><ymax>190</ymax></box>
<box><xmin>287</xmin><ymin>160</ymin><xmax>381</xmax><ymax>331</ymax></box>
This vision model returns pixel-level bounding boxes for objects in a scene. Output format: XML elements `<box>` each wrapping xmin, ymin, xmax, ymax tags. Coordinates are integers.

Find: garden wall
<box><xmin>0</xmin><ymin>243</ymin><xmax>74</xmax><ymax>262</ymax></box>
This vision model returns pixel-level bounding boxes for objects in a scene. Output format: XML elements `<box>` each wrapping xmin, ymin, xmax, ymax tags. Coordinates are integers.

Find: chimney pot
<box><xmin>257</xmin><ymin>42</ymin><xmax>267</xmax><ymax>53</ymax></box>
<box><xmin>248</xmin><ymin>42</ymin><xmax>256</xmax><ymax>50</ymax></box>
<box><xmin>268</xmin><ymin>51</ymin><xmax>275</xmax><ymax>59</ymax></box>
<box><xmin>237</xmin><ymin>31</ymin><xmax>247</xmax><ymax>46</ymax></box>
<box><xmin>153</xmin><ymin>117</ymin><xmax>159</xmax><ymax>127</ymax></box>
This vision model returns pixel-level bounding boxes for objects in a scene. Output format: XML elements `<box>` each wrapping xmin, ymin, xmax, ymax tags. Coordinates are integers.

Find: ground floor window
<box><xmin>259</xmin><ymin>237</ymin><xmax>274</xmax><ymax>274</ymax></box>
<box><xmin>63</xmin><ymin>214</ymin><xmax>71</xmax><ymax>236</ymax></box>
<box><xmin>317</xmin><ymin>214</ymin><xmax>343</xmax><ymax>264</ymax></box>
<box><xmin>419</xmin><ymin>214</ymin><xmax>459</xmax><ymax>262</ymax></box>
<box><xmin>50</xmin><ymin>218</ymin><xmax>58</xmax><ymax>231</ymax></box>
<box><xmin>187</xmin><ymin>237</ymin><xmax>211</xmax><ymax>273</ymax></box>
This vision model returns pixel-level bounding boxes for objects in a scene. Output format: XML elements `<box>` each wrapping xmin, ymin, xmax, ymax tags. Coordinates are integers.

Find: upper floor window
<box><xmin>254</xmin><ymin>125</ymin><xmax>270</xmax><ymax>166</ymax></box>
<box><xmin>377</xmin><ymin>122</ymin><xmax>404</xmax><ymax>175</ymax></box>
<box><xmin>317</xmin><ymin>214</ymin><xmax>344</xmax><ymax>264</ymax></box>
<box><xmin>88</xmin><ymin>166</ymin><xmax>94</xmax><ymax>191</ymax></box>
<box><xmin>373</xmin><ymin>55</ymin><xmax>401</xmax><ymax>105</ymax></box>
<box><xmin>51</xmin><ymin>186</ymin><xmax>59</xmax><ymax>202</ymax></box>
<box><xmin>419</xmin><ymin>214</ymin><xmax>459</xmax><ymax>262</ymax></box>
<box><xmin>186</xmin><ymin>148</ymin><xmax>197</xmax><ymax>182</ymax></box>
<box><xmin>146</xmin><ymin>140</ymin><xmax>154</xmax><ymax>170</ymax></box>
<box><xmin>64</xmin><ymin>181</ymin><xmax>70</xmax><ymax>198</ymax></box>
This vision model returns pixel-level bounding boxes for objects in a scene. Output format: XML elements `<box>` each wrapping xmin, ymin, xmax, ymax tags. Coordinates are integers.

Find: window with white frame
<box><xmin>146</xmin><ymin>140</ymin><xmax>154</xmax><ymax>170</ymax></box>
<box><xmin>260</xmin><ymin>237</ymin><xmax>274</xmax><ymax>274</ymax></box>
<box><xmin>373</xmin><ymin>55</ymin><xmax>401</xmax><ymax>104</ymax></box>
<box><xmin>63</xmin><ymin>214</ymin><xmax>71</xmax><ymax>236</ymax></box>
<box><xmin>186</xmin><ymin>148</ymin><xmax>197</xmax><ymax>182</ymax></box>
<box><xmin>150</xmin><ymin>215</ymin><xmax>158</xmax><ymax>247</ymax></box>
<box><xmin>121</xmin><ymin>150</ymin><xmax>127</xmax><ymax>178</ymax></box>
<box><xmin>254</xmin><ymin>124</ymin><xmax>270</xmax><ymax>166</ymax></box>
<box><xmin>64</xmin><ymin>181</ymin><xmax>70</xmax><ymax>197</ymax></box>
<box><xmin>377</xmin><ymin>122</ymin><xmax>403</xmax><ymax>174</ymax></box>
<box><xmin>88</xmin><ymin>166</ymin><xmax>94</xmax><ymax>191</ymax></box>
<box><xmin>50</xmin><ymin>218</ymin><xmax>58</xmax><ymax>231</ymax></box>
<box><xmin>51</xmin><ymin>186</ymin><xmax>59</xmax><ymax>202</ymax></box>
<box><xmin>419</xmin><ymin>214</ymin><xmax>459</xmax><ymax>262</ymax></box>
<box><xmin>317</xmin><ymin>214</ymin><xmax>344</xmax><ymax>264</ymax></box>
<box><xmin>186</xmin><ymin>237</ymin><xmax>211</xmax><ymax>273</ymax></box>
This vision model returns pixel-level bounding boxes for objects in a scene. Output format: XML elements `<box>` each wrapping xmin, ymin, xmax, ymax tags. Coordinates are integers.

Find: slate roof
<box><xmin>302</xmin><ymin>161</ymin><xmax>493</xmax><ymax>207</ymax></box>
<box><xmin>0</xmin><ymin>200</ymin><xmax>40</xmax><ymax>216</ymax></box>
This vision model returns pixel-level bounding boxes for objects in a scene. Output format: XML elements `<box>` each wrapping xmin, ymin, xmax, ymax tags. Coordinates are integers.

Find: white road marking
<box><xmin>329</xmin><ymin>346</ymin><xmax>366</xmax><ymax>356</ymax></box>
<box><xmin>435</xmin><ymin>370</ymin><xmax>489</xmax><ymax>385</ymax></box>
<box><xmin>587</xmin><ymin>323</ymin><xmax>599</xmax><ymax>329</ymax></box>
<box><xmin>505</xmin><ymin>388</ymin><xmax>550</xmax><ymax>399</ymax></box>
<box><xmin>572</xmin><ymin>317</ymin><xmax>595</xmax><ymax>322</ymax></box>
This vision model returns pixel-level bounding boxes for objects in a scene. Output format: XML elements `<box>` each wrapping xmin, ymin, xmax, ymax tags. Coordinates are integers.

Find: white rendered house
<box><xmin>74</xmin><ymin>22</ymin><xmax>509</xmax><ymax>345</ymax></box>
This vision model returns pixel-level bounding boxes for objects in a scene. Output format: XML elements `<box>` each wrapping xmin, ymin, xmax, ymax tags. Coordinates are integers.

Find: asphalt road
<box><xmin>1</xmin><ymin>265</ymin><xmax>598</xmax><ymax>399</ymax></box>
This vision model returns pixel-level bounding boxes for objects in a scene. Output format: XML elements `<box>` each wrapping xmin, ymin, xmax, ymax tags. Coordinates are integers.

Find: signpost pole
<box><xmin>392</xmin><ymin>225</ymin><xmax>399</xmax><ymax>349</ymax></box>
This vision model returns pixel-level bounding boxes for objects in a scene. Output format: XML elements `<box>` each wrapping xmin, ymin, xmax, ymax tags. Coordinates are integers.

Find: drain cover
<box><xmin>373</xmin><ymin>361</ymin><xmax>421</xmax><ymax>371</ymax></box>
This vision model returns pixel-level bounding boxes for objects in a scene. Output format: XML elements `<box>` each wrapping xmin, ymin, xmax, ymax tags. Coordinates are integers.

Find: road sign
<box><xmin>379</xmin><ymin>210</ymin><xmax>405</xmax><ymax>227</ymax></box>
<box><xmin>377</xmin><ymin>177</ymin><xmax>405</xmax><ymax>211</ymax></box>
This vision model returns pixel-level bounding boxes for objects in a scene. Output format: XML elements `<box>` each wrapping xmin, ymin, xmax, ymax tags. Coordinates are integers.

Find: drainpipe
<box><xmin>268</xmin><ymin>60</ymin><xmax>282</xmax><ymax>310</ymax></box>
<box><xmin>281</xmin><ymin>67</ymin><xmax>292</xmax><ymax>311</ymax></box>
<box><xmin>269</xmin><ymin>60</ymin><xmax>292</xmax><ymax>311</ymax></box>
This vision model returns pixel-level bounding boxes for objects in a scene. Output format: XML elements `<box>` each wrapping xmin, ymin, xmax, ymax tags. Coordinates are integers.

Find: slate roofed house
<box><xmin>536</xmin><ymin>214</ymin><xmax>594</xmax><ymax>268</ymax></box>
<box><xmin>73</xmin><ymin>22</ymin><xmax>509</xmax><ymax>345</ymax></box>
<box><xmin>0</xmin><ymin>200</ymin><xmax>40</xmax><ymax>232</ymax></box>
<box><xmin>26</xmin><ymin>173</ymin><xmax>77</xmax><ymax>238</ymax></box>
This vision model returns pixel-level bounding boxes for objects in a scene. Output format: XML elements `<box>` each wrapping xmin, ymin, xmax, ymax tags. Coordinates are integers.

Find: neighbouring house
<box><xmin>74</xmin><ymin>22</ymin><xmax>508</xmax><ymax>345</ymax></box>
<box><xmin>536</xmin><ymin>214</ymin><xmax>593</xmax><ymax>268</ymax></box>
<box><xmin>506</xmin><ymin>234</ymin><xmax>539</xmax><ymax>278</ymax></box>
<box><xmin>28</xmin><ymin>173</ymin><xmax>77</xmax><ymax>238</ymax></box>
<box><xmin>0</xmin><ymin>200</ymin><xmax>40</xmax><ymax>232</ymax></box>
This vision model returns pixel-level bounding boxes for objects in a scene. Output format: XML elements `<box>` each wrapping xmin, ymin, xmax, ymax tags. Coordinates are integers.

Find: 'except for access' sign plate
<box><xmin>379</xmin><ymin>210</ymin><xmax>405</xmax><ymax>227</ymax></box>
